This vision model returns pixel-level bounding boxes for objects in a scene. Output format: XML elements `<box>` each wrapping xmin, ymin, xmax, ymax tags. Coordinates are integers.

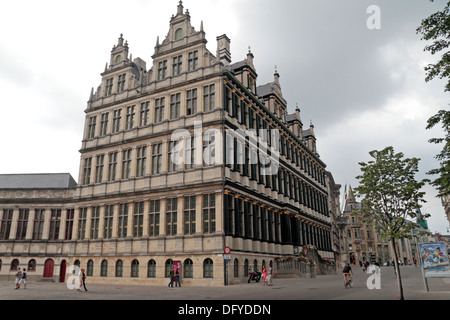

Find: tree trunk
<box><xmin>391</xmin><ymin>238</ymin><xmax>404</xmax><ymax>300</ymax></box>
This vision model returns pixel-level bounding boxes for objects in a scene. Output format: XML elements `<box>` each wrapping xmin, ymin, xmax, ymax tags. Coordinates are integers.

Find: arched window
<box><xmin>175</xmin><ymin>28</ymin><xmax>183</xmax><ymax>41</ymax></box>
<box><xmin>147</xmin><ymin>260</ymin><xmax>156</xmax><ymax>278</ymax></box>
<box><xmin>10</xmin><ymin>259</ymin><xmax>19</xmax><ymax>270</ymax></box>
<box><xmin>0</xmin><ymin>259</ymin><xmax>2</xmax><ymax>271</ymax></box>
<box><xmin>184</xmin><ymin>259</ymin><xmax>193</xmax><ymax>278</ymax></box>
<box><xmin>74</xmin><ymin>260</ymin><xmax>80</xmax><ymax>267</ymax></box>
<box><xmin>87</xmin><ymin>260</ymin><xmax>94</xmax><ymax>276</ymax></box>
<box><xmin>131</xmin><ymin>259</ymin><xmax>139</xmax><ymax>278</ymax></box>
<box><xmin>253</xmin><ymin>259</ymin><xmax>258</xmax><ymax>272</ymax></box>
<box><xmin>244</xmin><ymin>259</ymin><xmax>249</xmax><ymax>276</ymax></box>
<box><xmin>165</xmin><ymin>259</ymin><xmax>173</xmax><ymax>277</ymax></box>
<box><xmin>116</xmin><ymin>260</ymin><xmax>123</xmax><ymax>277</ymax></box>
<box><xmin>203</xmin><ymin>258</ymin><xmax>213</xmax><ymax>278</ymax></box>
<box><xmin>28</xmin><ymin>259</ymin><xmax>36</xmax><ymax>271</ymax></box>
<box><xmin>101</xmin><ymin>260</ymin><xmax>108</xmax><ymax>277</ymax></box>
<box><xmin>233</xmin><ymin>258</ymin><xmax>239</xmax><ymax>277</ymax></box>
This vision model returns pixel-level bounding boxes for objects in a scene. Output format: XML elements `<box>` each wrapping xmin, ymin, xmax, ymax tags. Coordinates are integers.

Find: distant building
<box><xmin>341</xmin><ymin>186</ymin><xmax>431</xmax><ymax>265</ymax></box>
<box><xmin>0</xmin><ymin>2</ymin><xmax>334</xmax><ymax>285</ymax></box>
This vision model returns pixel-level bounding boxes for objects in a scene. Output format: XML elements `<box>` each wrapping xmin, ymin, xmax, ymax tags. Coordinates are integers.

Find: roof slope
<box><xmin>0</xmin><ymin>173</ymin><xmax>77</xmax><ymax>189</ymax></box>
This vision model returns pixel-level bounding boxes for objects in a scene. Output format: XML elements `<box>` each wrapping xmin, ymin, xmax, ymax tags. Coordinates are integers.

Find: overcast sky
<box><xmin>0</xmin><ymin>0</ymin><xmax>448</xmax><ymax>234</ymax></box>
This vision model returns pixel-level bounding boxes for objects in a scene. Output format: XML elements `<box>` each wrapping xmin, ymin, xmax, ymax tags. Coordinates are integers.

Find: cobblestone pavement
<box><xmin>1</xmin><ymin>265</ymin><xmax>449</xmax><ymax>301</ymax></box>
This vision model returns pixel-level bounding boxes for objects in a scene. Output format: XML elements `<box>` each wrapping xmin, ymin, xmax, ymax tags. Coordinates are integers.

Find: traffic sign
<box><xmin>224</xmin><ymin>254</ymin><xmax>231</xmax><ymax>262</ymax></box>
<box><xmin>224</xmin><ymin>246</ymin><xmax>231</xmax><ymax>254</ymax></box>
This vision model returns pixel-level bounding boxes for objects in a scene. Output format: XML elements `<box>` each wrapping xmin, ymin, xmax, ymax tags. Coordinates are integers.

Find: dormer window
<box><xmin>175</xmin><ymin>28</ymin><xmax>183</xmax><ymax>41</ymax></box>
<box><xmin>158</xmin><ymin>60</ymin><xmax>168</xmax><ymax>80</ymax></box>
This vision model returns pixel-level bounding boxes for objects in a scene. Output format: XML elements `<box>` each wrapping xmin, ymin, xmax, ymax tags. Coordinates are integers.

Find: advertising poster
<box><xmin>419</xmin><ymin>242</ymin><xmax>450</xmax><ymax>291</ymax></box>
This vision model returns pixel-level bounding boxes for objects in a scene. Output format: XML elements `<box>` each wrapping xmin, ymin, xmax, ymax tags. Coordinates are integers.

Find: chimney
<box><xmin>216</xmin><ymin>34</ymin><xmax>231</xmax><ymax>66</ymax></box>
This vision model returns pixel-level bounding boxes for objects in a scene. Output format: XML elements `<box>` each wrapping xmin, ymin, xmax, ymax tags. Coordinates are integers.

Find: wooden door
<box><xmin>59</xmin><ymin>260</ymin><xmax>66</xmax><ymax>282</ymax></box>
<box><xmin>43</xmin><ymin>259</ymin><xmax>54</xmax><ymax>278</ymax></box>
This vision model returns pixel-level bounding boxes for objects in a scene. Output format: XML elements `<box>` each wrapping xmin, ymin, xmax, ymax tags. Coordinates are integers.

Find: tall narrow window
<box><xmin>90</xmin><ymin>207</ymin><xmax>100</xmax><ymax>239</ymax></box>
<box><xmin>203</xmin><ymin>132</ymin><xmax>216</xmax><ymax>166</ymax></box>
<box><xmin>203</xmin><ymin>84</ymin><xmax>215</xmax><ymax>112</ymax></box>
<box><xmin>16</xmin><ymin>209</ymin><xmax>29</xmax><ymax>240</ymax></box>
<box><xmin>203</xmin><ymin>194</ymin><xmax>216</xmax><ymax>234</ymax></box>
<box><xmin>105</xmin><ymin>78</ymin><xmax>113</xmax><ymax>96</ymax></box>
<box><xmin>136</xmin><ymin>146</ymin><xmax>147</xmax><ymax>177</ymax></box>
<box><xmin>172</xmin><ymin>55</ymin><xmax>182</xmax><ymax>76</ymax></box>
<box><xmin>155</xmin><ymin>98</ymin><xmax>165</xmax><ymax>123</ymax></box>
<box><xmin>149</xmin><ymin>200</ymin><xmax>160</xmax><ymax>237</ymax></box>
<box><xmin>140</xmin><ymin>101</ymin><xmax>150</xmax><ymax>127</ymax></box>
<box><xmin>0</xmin><ymin>209</ymin><xmax>13</xmax><ymax>240</ymax></box>
<box><xmin>134</xmin><ymin>202</ymin><xmax>144</xmax><ymax>237</ymax></box>
<box><xmin>112</xmin><ymin>109</ymin><xmax>122</xmax><ymax>133</ymax></box>
<box><xmin>65</xmin><ymin>209</ymin><xmax>74</xmax><ymax>240</ymax></box>
<box><xmin>108</xmin><ymin>152</ymin><xmax>118</xmax><ymax>181</ymax></box>
<box><xmin>186</xmin><ymin>89</ymin><xmax>197</xmax><ymax>115</ymax></box>
<box><xmin>184</xmin><ymin>136</ymin><xmax>196</xmax><ymax>170</ymax></box>
<box><xmin>184</xmin><ymin>196</ymin><xmax>196</xmax><ymax>235</ymax></box>
<box><xmin>77</xmin><ymin>208</ymin><xmax>87</xmax><ymax>240</ymax></box>
<box><xmin>117</xmin><ymin>74</ymin><xmax>126</xmax><ymax>92</ymax></box>
<box><xmin>49</xmin><ymin>209</ymin><xmax>61</xmax><ymax>240</ymax></box>
<box><xmin>83</xmin><ymin>157</ymin><xmax>92</xmax><ymax>185</ymax></box>
<box><xmin>125</xmin><ymin>105</ymin><xmax>135</xmax><ymax>130</ymax></box>
<box><xmin>95</xmin><ymin>155</ymin><xmax>104</xmax><ymax>183</ymax></box>
<box><xmin>188</xmin><ymin>51</ymin><xmax>198</xmax><ymax>71</ymax></box>
<box><xmin>158</xmin><ymin>60</ymin><xmax>167</xmax><ymax>80</ymax></box>
<box><xmin>170</xmin><ymin>93</ymin><xmax>181</xmax><ymax>119</ymax></box>
<box><xmin>166</xmin><ymin>198</ymin><xmax>178</xmax><ymax>236</ymax></box>
<box><xmin>152</xmin><ymin>143</ymin><xmax>162</xmax><ymax>174</ymax></box>
<box><xmin>100</xmin><ymin>112</ymin><xmax>109</xmax><ymax>136</ymax></box>
<box><xmin>104</xmin><ymin>205</ymin><xmax>114</xmax><ymax>239</ymax></box>
<box><xmin>118</xmin><ymin>204</ymin><xmax>128</xmax><ymax>238</ymax></box>
<box><xmin>168</xmin><ymin>140</ymin><xmax>179</xmax><ymax>172</ymax></box>
<box><xmin>88</xmin><ymin>116</ymin><xmax>96</xmax><ymax>139</ymax></box>
<box><xmin>33</xmin><ymin>209</ymin><xmax>45</xmax><ymax>240</ymax></box>
<box><xmin>122</xmin><ymin>149</ymin><xmax>132</xmax><ymax>179</ymax></box>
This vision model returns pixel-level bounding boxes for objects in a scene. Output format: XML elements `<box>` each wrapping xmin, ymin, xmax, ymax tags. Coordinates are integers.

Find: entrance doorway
<box><xmin>43</xmin><ymin>259</ymin><xmax>54</xmax><ymax>278</ymax></box>
<box><xmin>59</xmin><ymin>260</ymin><xmax>66</xmax><ymax>282</ymax></box>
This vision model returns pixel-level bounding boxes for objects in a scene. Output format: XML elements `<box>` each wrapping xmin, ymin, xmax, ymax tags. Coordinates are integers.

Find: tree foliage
<box><xmin>353</xmin><ymin>146</ymin><xmax>430</xmax><ymax>300</ymax></box>
<box><xmin>416</xmin><ymin>0</ymin><xmax>450</xmax><ymax>91</ymax></box>
<box><xmin>417</xmin><ymin>0</ymin><xmax>450</xmax><ymax>197</ymax></box>
<box><xmin>353</xmin><ymin>146</ymin><xmax>430</xmax><ymax>240</ymax></box>
<box><xmin>426</xmin><ymin>109</ymin><xmax>450</xmax><ymax>197</ymax></box>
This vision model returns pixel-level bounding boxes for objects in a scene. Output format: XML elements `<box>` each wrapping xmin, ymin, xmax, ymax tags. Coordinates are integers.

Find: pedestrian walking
<box><xmin>266</xmin><ymin>263</ymin><xmax>273</xmax><ymax>286</ymax></box>
<box><xmin>19</xmin><ymin>268</ymin><xmax>27</xmax><ymax>289</ymax></box>
<box><xmin>14</xmin><ymin>268</ymin><xmax>23</xmax><ymax>290</ymax></box>
<box><xmin>168</xmin><ymin>268</ymin><xmax>174</xmax><ymax>288</ymax></box>
<box><xmin>175</xmin><ymin>267</ymin><xmax>181</xmax><ymax>287</ymax></box>
<box><xmin>77</xmin><ymin>268</ymin><xmax>83</xmax><ymax>292</ymax></box>
<box><xmin>81</xmin><ymin>268</ymin><xmax>88</xmax><ymax>291</ymax></box>
<box><xmin>262</xmin><ymin>265</ymin><xmax>268</xmax><ymax>286</ymax></box>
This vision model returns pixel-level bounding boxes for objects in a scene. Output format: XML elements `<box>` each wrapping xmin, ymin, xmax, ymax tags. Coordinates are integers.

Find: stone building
<box><xmin>0</xmin><ymin>1</ymin><xmax>333</xmax><ymax>286</ymax></box>
<box><xmin>342</xmin><ymin>187</ymin><xmax>431</xmax><ymax>266</ymax></box>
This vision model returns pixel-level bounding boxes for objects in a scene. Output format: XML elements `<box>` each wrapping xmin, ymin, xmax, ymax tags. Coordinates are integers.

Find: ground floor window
<box><xmin>203</xmin><ymin>258</ymin><xmax>213</xmax><ymax>278</ymax></box>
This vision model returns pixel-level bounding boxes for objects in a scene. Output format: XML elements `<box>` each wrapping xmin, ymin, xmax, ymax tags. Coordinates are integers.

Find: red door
<box><xmin>59</xmin><ymin>260</ymin><xmax>66</xmax><ymax>282</ymax></box>
<box><xmin>43</xmin><ymin>259</ymin><xmax>54</xmax><ymax>278</ymax></box>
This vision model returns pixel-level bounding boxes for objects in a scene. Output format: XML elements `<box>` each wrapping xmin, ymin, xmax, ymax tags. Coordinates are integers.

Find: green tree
<box><xmin>426</xmin><ymin>110</ymin><xmax>450</xmax><ymax>197</ymax></box>
<box><xmin>353</xmin><ymin>147</ymin><xmax>429</xmax><ymax>300</ymax></box>
<box><xmin>417</xmin><ymin>0</ymin><xmax>450</xmax><ymax>197</ymax></box>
